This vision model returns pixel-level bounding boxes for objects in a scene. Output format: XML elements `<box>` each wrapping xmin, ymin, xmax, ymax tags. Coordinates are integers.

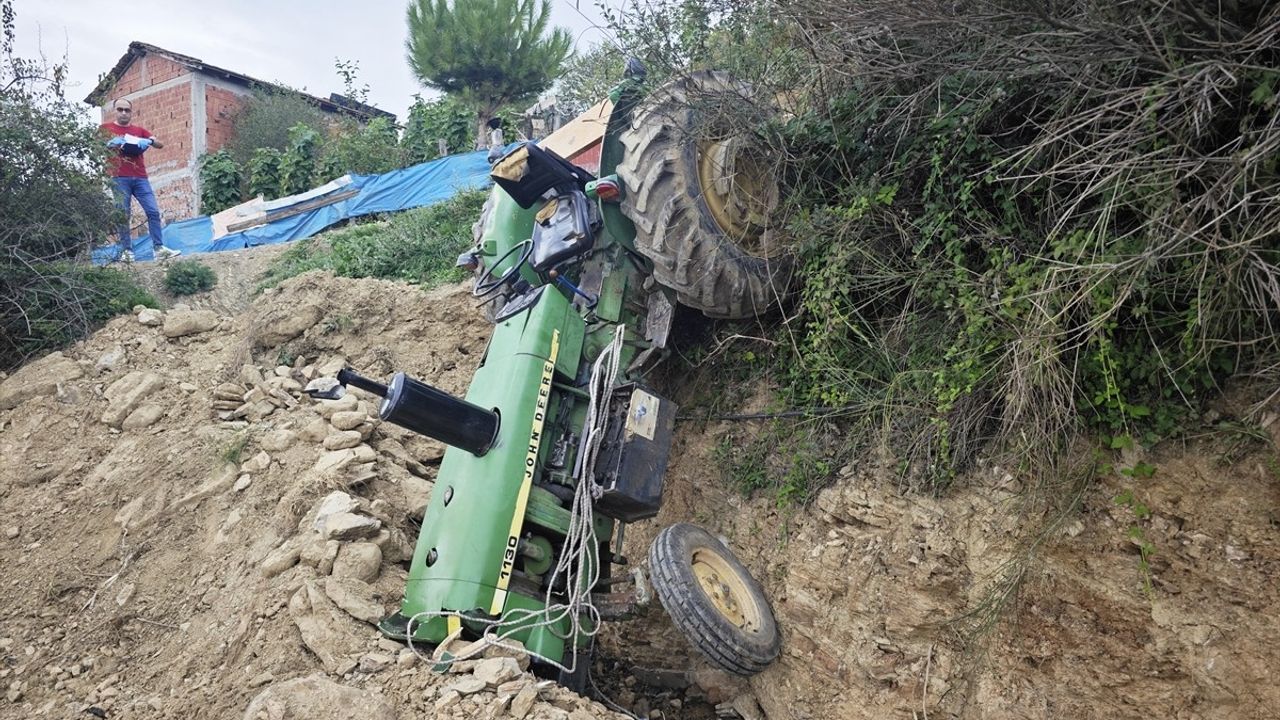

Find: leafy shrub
<box><xmin>6</xmin><ymin>264</ymin><xmax>157</xmax><ymax>364</ymax></box>
<box><xmin>163</xmin><ymin>260</ymin><xmax>218</xmax><ymax>296</ymax></box>
<box><xmin>402</xmin><ymin>95</ymin><xmax>475</xmax><ymax>162</ymax></box>
<box><xmin>767</xmin><ymin>2</ymin><xmax>1280</xmax><ymax>490</ymax></box>
<box><xmin>279</xmin><ymin>123</ymin><xmax>322</xmax><ymax>196</ymax></box>
<box><xmin>247</xmin><ymin>147</ymin><xmax>284</xmax><ymax>200</ymax></box>
<box><xmin>319</xmin><ymin>117</ymin><xmax>402</xmax><ymax>179</ymax></box>
<box><xmin>199</xmin><ymin>149</ymin><xmax>241</xmax><ymax>214</ymax></box>
<box><xmin>0</xmin><ymin>0</ymin><xmax>150</xmax><ymax>369</ymax></box>
<box><xmin>225</xmin><ymin>88</ymin><xmax>329</xmax><ymax>168</ymax></box>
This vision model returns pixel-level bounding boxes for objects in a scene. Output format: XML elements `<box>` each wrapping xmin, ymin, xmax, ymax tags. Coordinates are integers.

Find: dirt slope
<box><xmin>2</xmin><ymin>257</ymin><xmax>1278</xmax><ymax>720</ymax></box>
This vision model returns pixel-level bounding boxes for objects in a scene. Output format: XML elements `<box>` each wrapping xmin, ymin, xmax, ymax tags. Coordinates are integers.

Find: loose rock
<box><xmin>162</xmin><ymin>310</ymin><xmax>219</xmax><ymax>338</ymax></box>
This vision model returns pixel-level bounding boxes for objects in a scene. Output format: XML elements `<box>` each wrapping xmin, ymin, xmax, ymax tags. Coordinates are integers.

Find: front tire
<box><xmin>648</xmin><ymin>523</ymin><xmax>781</xmax><ymax>676</ymax></box>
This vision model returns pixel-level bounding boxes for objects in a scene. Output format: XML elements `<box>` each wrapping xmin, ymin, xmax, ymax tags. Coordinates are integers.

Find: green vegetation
<box><xmin>223</xmin><ymin>86</ymin><xmax>331</xmax><ymax>168</ymax></box>
<box><xmin>402</xmin><ymin>95</ymin><xmax>475</xmax><ymax>162</ymax></box>
<box><xmin>199</xmin><ymin>150</ymin><xmax>242</xmax><ymax>214</ymax></box>
<box><xmin>0</xmin><ymin>0</ymin><xmax>154</xmax><ymax>370</ymax></box>
<box><xmin>621</xmin><ymin>0</ymin><xmax>1279</xmax><ymax>497</ymax></box>
<box><xmin>258</xmin><ymin>190</ymin><xmax>487</xmax><ymax>290</ymax></box>
<box><xmin>406</xmin><ymin>0</ymin><xmax>572</xmax><ymax>145</ymax></box>
<box><xmin>163</xmin><ymin>261</ymin><xmax>218</xmax><ymax>296</ymax></box>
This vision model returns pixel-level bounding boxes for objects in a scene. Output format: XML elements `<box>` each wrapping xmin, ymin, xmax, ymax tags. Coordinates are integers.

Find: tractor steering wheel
<box><xmin>473</xmin><ymin>239</ymin><xmax>534</xmax><ymax>298</ymax></box>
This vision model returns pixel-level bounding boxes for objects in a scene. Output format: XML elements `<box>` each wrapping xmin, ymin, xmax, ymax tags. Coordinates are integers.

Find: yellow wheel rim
<box><xmin>691</xmin><ymin>548</ymin><xmax>763</xmax><ymax>632</ymax></box>
<box><xmin>695</xmin><ymin>135</ymin><xmax>779</xmax><ymax>256</ymax></box>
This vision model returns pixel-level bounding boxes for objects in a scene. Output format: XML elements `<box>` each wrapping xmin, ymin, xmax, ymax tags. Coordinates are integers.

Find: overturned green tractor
<box><xmin>317</xmin><ymin>68</ymin><xmax>790</xmax><ymax>688</ymax></box>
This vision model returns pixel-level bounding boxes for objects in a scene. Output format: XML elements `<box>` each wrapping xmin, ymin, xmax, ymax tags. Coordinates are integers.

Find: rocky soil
<box><xmin>1</xmin><ymin>253</ymin><xmax>1278</xmax><ymax>720</ymax></box>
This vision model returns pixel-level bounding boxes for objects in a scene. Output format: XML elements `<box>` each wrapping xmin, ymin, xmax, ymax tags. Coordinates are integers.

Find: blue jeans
<box><xmin>113</xmin><ymin>176</ymin><xmax>164</xmax><ymax>252</ymax></box>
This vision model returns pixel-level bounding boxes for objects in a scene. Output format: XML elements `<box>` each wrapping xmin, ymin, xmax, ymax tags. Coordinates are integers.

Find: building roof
<box><xmin>84</xmin><ymin>42</ymin><xmax>396</xmax><ymax>122</ymax></box>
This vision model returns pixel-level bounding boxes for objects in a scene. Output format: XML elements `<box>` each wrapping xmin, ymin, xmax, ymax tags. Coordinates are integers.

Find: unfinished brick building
<box><xmin>85</xmin><ymin>42</ymin><xmax>393</xmax><ymax>223</ymax></box>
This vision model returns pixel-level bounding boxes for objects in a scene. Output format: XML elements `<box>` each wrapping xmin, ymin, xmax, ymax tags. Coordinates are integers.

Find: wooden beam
<box><xmin>225</xmin><ymin>188</ymin><xmax>360</xmax><ymax>234</ymax></box>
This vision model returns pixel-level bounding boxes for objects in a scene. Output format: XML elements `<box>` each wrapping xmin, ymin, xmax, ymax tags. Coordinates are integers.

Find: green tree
<box><xmin>405</xmin><ymin>0</ymin><xmax>572</xmax><ymax>147</ymax></box>
<box><xmin>553</xmin><ymin>43</ymin><xmax>625</xmax><ymax>115</ymax></box>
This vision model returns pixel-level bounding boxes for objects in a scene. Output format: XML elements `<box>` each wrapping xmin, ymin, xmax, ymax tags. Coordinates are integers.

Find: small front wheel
<box><xmin>648</xmin><ymin>523</ymin><xmax>781</xmax><ymax>676</ymax></box>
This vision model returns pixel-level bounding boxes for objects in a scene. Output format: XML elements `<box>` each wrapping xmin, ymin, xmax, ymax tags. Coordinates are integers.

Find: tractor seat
<box><xmin>491</xmin><ymin>142</ymin><xmax>595</xmax><ymax>209</ymax></box>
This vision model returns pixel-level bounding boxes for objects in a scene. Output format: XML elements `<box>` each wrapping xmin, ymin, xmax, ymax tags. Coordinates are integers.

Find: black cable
<box><xmin>676</xmin><ymin>406</ymin><xmax>854</xmax><ymax>422</ymax></box>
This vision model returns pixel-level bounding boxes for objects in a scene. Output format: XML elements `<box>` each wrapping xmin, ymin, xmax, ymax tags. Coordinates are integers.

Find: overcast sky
<box><xmin>12</xmin><ymin>0</ymin><xmax>619</xmax><ymax>121</ymax></box>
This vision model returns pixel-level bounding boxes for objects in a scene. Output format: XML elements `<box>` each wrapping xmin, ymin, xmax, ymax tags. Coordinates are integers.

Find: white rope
<box><xmin>405</xmin><ymin>326</ymin><xmax>629</xmax><ymax>675</ymax></box>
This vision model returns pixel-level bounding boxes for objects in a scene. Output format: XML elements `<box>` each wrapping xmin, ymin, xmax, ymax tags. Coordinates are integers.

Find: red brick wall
<box><xmin>205</xmin><ymin>85</ymin><xmax>247</xmax><ymax>152</ymax></box>
<box><xmin>126</xmin><ymin>81</ymin><xmax>194</xmax><ymax>175</ymax></box>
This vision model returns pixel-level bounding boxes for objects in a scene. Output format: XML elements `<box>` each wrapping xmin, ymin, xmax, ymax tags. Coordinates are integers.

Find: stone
<box><xmin>317</xmin><ymin>394</ymin><xmax>359</xmax><ymax>418</ymax></box>
<box><xmin>299</xmin><ymin>417</ymin><xmax>330</xmax><ymax>443</ymax></box>
<box><xmin>300</xmin><ymin>537</ymin><xmax>341</xmax><ymax>575</ymax></box>
<box><xmin>242</xmin><ymin>451</ymin><xmax>271</xmax><ymax>473</ymax></box>
<box><xmin>243</xmin><ymin>674</ymin><xmax>395</xmax><ymax>720</ymax></box>
<box><xmin>402</xmin><ymin>475</ymin><xmax>434</xmax><ymax>521</ymax></box>
<box><xmin>322</xmin><ymin>573</ymin><xmax>381</xmax><ymax>620</ymax></box>
<box><xmin>239</xmin><ymin>364</ymin><xmax>266</xmax><ymax>386</ymax></box>
<box><xmin>261</xmin><ymin>545</ymin><xmax>300</xmax><ymax>578</ymax></box>
<box><xmin>248</xmin><ymin>671</ymin><xmax>275</xmax><ymax>688</ymax></box>
<box><xmin>95</xmin><ymin>345</ymin><xmax>126</xmax><ymax>374</ymax></box>
<box><xmin>233</xmin><ymin>475</ymin><xmax>252</xmax><ymax>492</ymax></box>
<box><xmin>5</xmin><ymin>527</ymin><xmax>18</xmax><ymax>539</ymax></box>
<box><xmin>162</xmin><ymin>310</ymin><xmax>219</xmax><ymax>338</ymax></box>
<box><xmin>474</xmin><ymin>656</ymin><xmax>522</xmax><ymax>687</ymax></box>
<box><xmin>274</xmin><ymin>365</ymin><xmax>292</xmax><ymax>378</ymax></box>
<box><xmin>121</xmin><ymin>403</ymin><xmax>165</xmax><ymax>430</ymax></box>
<box><xmin>434</xmin><ymin>690</ymin><xmax>461</xmax><ymax>712</ymax></box>
<box><xmin>332</xmin><ymin>542</ymin><xmax>382</xmax><ymax>583</ymax></box>
<box><xmin>358</xmin><ymin>653</ymin><xmax>395</xmax><ymax>673</ymax></box>
<box><xmin>245</xmin><ymin>400</ymin><xmax>277</xmax><ymax>421</ymax></box>
<box><xmin>317</xmin><ymin>355</ymin><xmax>347</xmax><ymax>377</ymax></box>
<box><xmin>101</xmin><ymin>371</ymin><xmax>164</xmax><ymax>427</ymax></box>
<box><xmin>446</xmin><ymin>676</ymin><xmax>487</xmax><ymax>696</ymax></box>
<box><xmin>260</xmin><ymin>429</ymin><xmax>298</xmax><ymax>454</ymax></box>
<box><xmin>323</xmin><ymin>430</ymin><xmax>364</xmax><ymax>451</ymax></box>
<box><xmin>312</xmin><ymin>491</ymin><xmax>360</xmax><ymax>531</ymax></box>
<box><xmin>179</xmin><ymin>382</ymin><xmax>197</xmax><ymax>392</ymax></box>
<box><xmin>510</xmin><ymin>683</ymin><xmax>538</xmax><ymax>719</ymax></box>
<box><xmin>136</xmin><ymin>308</ymin><xmax>164</xmax><ymax>326</ymax></box>
<box><xmin>397</xmin><ymin>649</ymin><xmax>418</xmax><ymax>668</ymax></box>
<box><xmin>321</xmin><ymin>513</ymin><xmax>381</xmax><ymax>541</ymax></box>
<box><xmin>255</xmin><ymin>302</ymin><xmax>324</xmax><ymax>347</ymax></box>
<box><xmin>314</xmin><ymin>449</ymin><xmax>358</xmax><ymax>475</ymax></box>
<box><xmin>372</xmin><ymin>528</ymin><xmax>413</xmax><ymax>565</ymax></box>
<box><xmin>288</xmin><ymin>582</ymin><xmax>369</xmax><ymax>674</ymax></box>
<box><xmin>0</xmin><ymin>351</ymin><xmax>85</xmax><ymax>410</ymax></box>
<box><xmin>330</xmin><ymin>411</ymin><xmax>367</xmax><ymax>431</ymax></box>
<box><xmin>483</xmin><ymin>639</ymin><xmax>531</xmax><ymax>671</ymax></box>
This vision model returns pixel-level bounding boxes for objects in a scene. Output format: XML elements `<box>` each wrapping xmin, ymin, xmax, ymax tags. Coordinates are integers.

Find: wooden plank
<box><xmin>225</xmin><ymin>188</ymin><xmax>360</xmax><ymax>233</ymax></box>
<box><xmin>539</xmin><ymin>99</ymin><xmax>612</xmax><ymax>160</ymax></box>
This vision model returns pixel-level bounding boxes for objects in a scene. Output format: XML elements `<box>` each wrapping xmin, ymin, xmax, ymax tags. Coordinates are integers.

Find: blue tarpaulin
<box><xmin>95</xmin><ymin>150</ymin><xmax>493</xmax><ymax>263</ymax></box>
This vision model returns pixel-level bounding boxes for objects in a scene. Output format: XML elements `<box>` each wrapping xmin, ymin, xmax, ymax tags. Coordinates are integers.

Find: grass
<box><xmin>257</xmin><ymin>189</ymin><xmax>487</xmax><ymax>291</ymax></box>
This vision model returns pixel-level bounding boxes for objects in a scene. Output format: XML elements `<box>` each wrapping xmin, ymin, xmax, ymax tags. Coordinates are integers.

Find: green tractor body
<box><xmin>321</xmin><ymin>71</ymin><xmax>783</xmax><ymax>685</ymax></box>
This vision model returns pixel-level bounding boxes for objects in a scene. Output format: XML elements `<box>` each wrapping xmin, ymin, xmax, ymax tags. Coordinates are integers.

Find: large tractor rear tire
<box><xmin>617</xmin><ymin>71</ymin><xmax>791</xmax><ymax>319</ymax></box>
<box><xmin>649</xmin><ymin>523</ymin><xmax>781</xmax><ymax>676</ymax></box>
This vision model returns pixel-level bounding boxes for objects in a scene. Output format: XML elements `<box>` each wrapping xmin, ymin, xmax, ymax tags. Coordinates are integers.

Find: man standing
<box><xmin>101</xmin><ymin>98</ymin><xmax>181</xmax><ymax>262</ymax></box>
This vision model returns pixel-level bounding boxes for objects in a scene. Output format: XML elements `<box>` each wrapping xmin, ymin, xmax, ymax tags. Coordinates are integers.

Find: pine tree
<box><xmin>406</xmin><ymin>0</ymin><xmax>572</xmax><ymax>148</ymax></box>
